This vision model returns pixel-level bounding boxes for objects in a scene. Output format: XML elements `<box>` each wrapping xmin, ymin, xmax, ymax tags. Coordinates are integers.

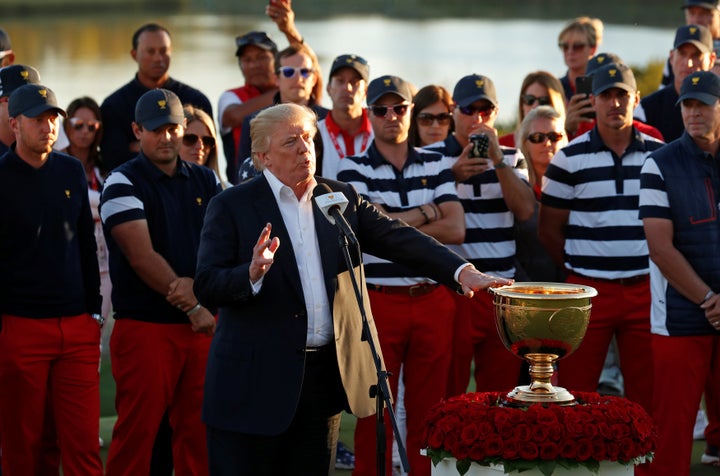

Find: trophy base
<box><xmin>502</xmin><ymin>385</ymin><xmax>576</xmax><ymax>407</ymax></box>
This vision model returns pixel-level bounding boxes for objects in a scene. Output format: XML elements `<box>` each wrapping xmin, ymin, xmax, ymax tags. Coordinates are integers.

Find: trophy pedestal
<box><xmin>502</xmin><ymin>352</ymin><xmax>575</xmax><ymax>406</ymax></box>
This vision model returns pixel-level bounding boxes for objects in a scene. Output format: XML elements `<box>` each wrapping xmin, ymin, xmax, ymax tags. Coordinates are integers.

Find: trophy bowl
<box><xmin>489</xmin><ymin>282</ymin><xmax>598</xmax><ymax>406</ymax></box>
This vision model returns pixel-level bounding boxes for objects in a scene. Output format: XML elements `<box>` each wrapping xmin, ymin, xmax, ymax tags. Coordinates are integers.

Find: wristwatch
<box><xmin>91</xmin><ymin>313</ymin><xmax>105</xmax><ymax>328</ymax></box>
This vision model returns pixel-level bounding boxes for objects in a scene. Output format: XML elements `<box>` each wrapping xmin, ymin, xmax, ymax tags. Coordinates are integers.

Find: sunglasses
<box><xmin>558</xmin><ymin>42</ymin><xmax>588</xmax><ymax>52</ymax></box>
<box><xmin>416</xmin><ymin>112</ymin><xmax>452</xmax><ymax>126</ymax></box>
<box><xmin>69</xmin><ymin>117</ymin><xmax>101</xmax><ymax>132</ymax></box>
<box><xmin>369</xmin><ymin>104</ymin><xmax>409</xmax><ymax>118</ymax></box>
<box><xmin>527</xmin><ymin>131</ymin><xmax>565</xmax><ymax>144</ymax></box>
<box><xmin>278</xmin><ymin>66</ymin><xmax>314</xmax><ymax>79</ymax></box>
<box><xmin>457</xmin><ymin>104</ymin><xmax>495</xmax><ymax>118</ymax></box>
<box><xmin>522</xmin><ymin>95</ymin><xmax>551</xmax><ymax>107</ymax></box>
<box><xmin>183</xmin><ymin>134</ymin><xmax>216</xmax><ymax>148</ymax></box>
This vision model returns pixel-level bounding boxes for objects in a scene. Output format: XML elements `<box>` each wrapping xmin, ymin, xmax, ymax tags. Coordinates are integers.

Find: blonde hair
<box><xmin>182</xmin><ymin>105</ymin><xmax>221</xmax><ymax>179</ymax></box>
<box><xmin>250</xmin><ymin>103</ymin><xmax>317</xmax><ymax>170</ymax></box>
<box><xmin>558</xmin><ymin>16</ymin><xmax>604</xmax><ymax>48</ymax></box>
<box><xmin>517</xmin><ymin>71</ymin><xmax>566</xmax><ymax>124</ymax></box>
<box><xmin>516</xmin><ymin>106</ymin><xmax>565</xmax><ymax>186</ymax></box>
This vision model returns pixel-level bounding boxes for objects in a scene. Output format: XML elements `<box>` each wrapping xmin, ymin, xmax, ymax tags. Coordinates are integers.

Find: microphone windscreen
<box><xmin>313</xmin><ymin>182</ymin><xmax>333</xmax><ymax>199</ymax></box>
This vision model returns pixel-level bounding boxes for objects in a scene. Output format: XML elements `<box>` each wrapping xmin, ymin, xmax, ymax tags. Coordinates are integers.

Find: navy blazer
<box><xmin>195</xmin><ymin>175</ymin><xmax>467</xmax><ymax>436</ymax></box>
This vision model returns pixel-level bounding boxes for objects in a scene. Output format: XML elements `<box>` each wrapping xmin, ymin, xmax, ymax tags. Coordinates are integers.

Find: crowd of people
<box><xmin>1</xmin><ymin>0</ymin><xmax>720</xmax><ymax>475</ymax></box>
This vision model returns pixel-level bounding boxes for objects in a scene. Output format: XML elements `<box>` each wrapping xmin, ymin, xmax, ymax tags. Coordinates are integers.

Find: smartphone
<box><xmin>469</xmin><ymin>133</ymin><xmax>490</xmax><ymax>158</ymax></box>
<box><xmin>575</xmin><ymin>76</ymin><xmax>595</xmax><ymax>119</ymax></box>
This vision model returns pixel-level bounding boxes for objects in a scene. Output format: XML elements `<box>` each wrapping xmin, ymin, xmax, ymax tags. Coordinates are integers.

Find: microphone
<box><xmin>313</xmin><ymin>183</ymin><xmax>358</xmax><ymax>246</ymax></box>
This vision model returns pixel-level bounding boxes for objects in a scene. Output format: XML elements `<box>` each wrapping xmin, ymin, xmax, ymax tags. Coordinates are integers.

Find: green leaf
<box><xmin>456</xmin><ymin>458</ymin><xmax>471</xmax><ymax>476</ymax></box>
<box><xmin>537</xmin><ymin>460</ymin><xmax>558</xmax><ymax>476</ymax></box>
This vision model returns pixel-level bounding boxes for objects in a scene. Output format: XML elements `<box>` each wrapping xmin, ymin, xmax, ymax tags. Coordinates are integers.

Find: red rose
<box><xmin>560</xmin><ymin>440</ymin><xmax>577</xmax><ymax>459</ymax></box>
<box><xmin>606</xmin><ymin>442</ymin><xmax>620</xmax><ymax>460</ymax></box>
<box><xmin>461</xmin><ymin>423</ymin><xmax>480</xmax><ymax>445</ymax></box>
<box><xmin>591</xmin><ymin>439</ymin><xmax>606</xmax><ymax>461</ymax></box>
<box><xmin>513</xmin><ymin>423</ymin><xmax>531</xmax><ymax>441</ymax></box>
<box><xmin>483</xmin><ymin>435</ymin><xmax>503</xmax><ymax>457</ymax></box>
<box><xmin>576</xmin><ymin>438</ymin><xmax>593</xmax><ymax>461</ymax></box>
<box><xmin>539</xmin><ymin>442</ymin><xmax>560</xmax><ymax>460</ymax></box>
<box><xmin>518</xmin><ymin>441</ymin><xmax>539</xmax><ymax>460</ymax></box>
<box><xmin>427</xmin><ymin>427</ymin><xmax>444</xmax><ymax>448</ymax></box>
<box><xmin>503</xmin><ymin>439</ymin><xmax>519</xmax><ymax>459</ymax></box>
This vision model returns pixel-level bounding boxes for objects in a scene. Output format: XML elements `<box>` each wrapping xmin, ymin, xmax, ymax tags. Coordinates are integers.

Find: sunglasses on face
<box><xmin>558</xmin><ymin>42</ymin><xmax>588</xmax><ymax>52</ymax></box>
<box><xmin>416</xmin><ymin>112</ymin><xmax>452</xmax><ymax>126</ymax></box>
<box><xmin>457</xmin><ymin>104</ymin><xmax>495</xmax><ymax>118</ymax></box>
<box><xmin>183</xmin><ymin>134</ymin><xmax>216</xmax><ymax>148</ymax></box>
<box><xmin>69</xmin><ymin>117</ymin><xmax>101</xmax><ymax>132</ymax></box>
<box><xmin>522</xmin><ymin>94</ymin><xmax>551</xmax><ymax>107</ymax></box>
<box><xmin>278</xmin><ymin>66</ymin><xmax>314</xmax><ymax>79</ymax></box>
<box><xmin>369</xmin><ymin>104</ymin><xmax>409</xmax><ymax>118</ymax></box>
<box><xmin>527</xmin><ymin>131</ymin><xmax>564</xmax><ymax>144</ymax></box>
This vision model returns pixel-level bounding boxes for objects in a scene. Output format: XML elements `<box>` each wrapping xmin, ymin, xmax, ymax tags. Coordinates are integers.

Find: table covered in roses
<box><xmin>422</xmin><ymin>391</ymin><xmax>655</xmax><ymax>476</ymax></box>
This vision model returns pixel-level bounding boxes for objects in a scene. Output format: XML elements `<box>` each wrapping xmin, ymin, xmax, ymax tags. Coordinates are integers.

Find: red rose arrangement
<box><xmin>423</xmin><ymin>392</ymin><xmax>655</xmax><ymax>476</ymax></box>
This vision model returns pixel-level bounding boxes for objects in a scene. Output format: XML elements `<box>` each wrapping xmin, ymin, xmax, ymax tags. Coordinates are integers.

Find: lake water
<box><xmin>4</xmin><ymin>13</ymin><xmax>675</xmax><ymax>177</ymax></box>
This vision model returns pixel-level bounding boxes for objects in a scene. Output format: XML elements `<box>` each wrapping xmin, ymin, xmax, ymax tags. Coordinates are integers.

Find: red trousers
<box><xmin>105</xmin><ymin>319</ymin><xmax>212</xmax><ymax>476</ymax></box>
<box><xmin>557</xmin><ymin>276</ymin><xmax>654</xmax><ymax>414</ymax></box>
<box><xmin>446</xmin><ymin>291</ymin><xmax>522</xmax><ymax>397</ymax></box>
<box><xmin>636</xmin><ymin>334</ymin><xmax>720</xmax><ymax>476</ymax></box>
<box><xmin>353</xmin><ymin>286</ymin><xmax>455</xmax><ymax>476</ymax></box>
<box><xmin>0</xmin><ymin>314</ymin><xmax>103</xmax><ymax>476</ymax></box>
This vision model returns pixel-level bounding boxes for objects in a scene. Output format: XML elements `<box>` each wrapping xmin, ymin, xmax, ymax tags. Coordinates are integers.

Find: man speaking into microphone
<box><xmin>194</xmin><ymin>103</ymin><xmax>511</xmax><ymax>476</ymax></box>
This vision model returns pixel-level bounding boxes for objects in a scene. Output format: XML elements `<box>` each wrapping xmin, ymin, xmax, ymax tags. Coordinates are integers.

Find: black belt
<box><xmin>571</xmin><ymin>271</ymin><xmax>649</xmax><ymax>286</ymax></box>
<box><xmin>366</xmin><ymin>283</ymin><xmax>439</xmax><ymax>297</ymax></box>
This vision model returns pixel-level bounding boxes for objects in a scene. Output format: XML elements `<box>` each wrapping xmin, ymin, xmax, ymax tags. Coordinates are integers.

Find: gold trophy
<box><xmin>489</xmin><ymin>282</ymin><xmax>597</xmax><ymax>406</ymax></box>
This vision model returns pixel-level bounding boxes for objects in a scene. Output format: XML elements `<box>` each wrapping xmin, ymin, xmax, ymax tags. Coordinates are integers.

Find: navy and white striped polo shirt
<box><xmin>337</xmin><ymin>142</ymin><xmax>458</xmax><ymax>286</ymax></box>
<box><xmin>541</xmin><ymin>127</ymin><xmax>665</xmax><ymax>279</ymax></box>
<box><xmin>426</xmin><ymin>134</ymin><xmax>528</xmax><ymax>278</ymax></box>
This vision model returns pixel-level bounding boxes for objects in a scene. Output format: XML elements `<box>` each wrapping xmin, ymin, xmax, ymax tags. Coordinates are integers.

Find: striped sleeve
<box><xmin>639</xmin><ymin>156</ymin><xmax>671</xmax><ymax>220</ymax></box>
<box><xmin>99</xmin><ymin>171</ymin><xmax>145</xmax><ymax>229</ymax></box>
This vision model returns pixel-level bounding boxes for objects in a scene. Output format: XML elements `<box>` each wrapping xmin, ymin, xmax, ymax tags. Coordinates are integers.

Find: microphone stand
<box><xmin>336</xmin><ymin>233</ymin><xmax>410</xmax><ymax>476</ymax></box>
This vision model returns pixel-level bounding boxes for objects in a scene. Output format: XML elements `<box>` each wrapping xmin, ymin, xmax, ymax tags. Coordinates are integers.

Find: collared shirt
<box><xmin>100</xmin><ymin>153</ymin><xmax>221</xmax><ymax>323</ymax></box>
<box><xmin>337</xmin><ymin>141</ymin><xmax>459</xmax><ymax>286</ymax></box>
<box><xmin>425</xmin><ymin>134</ymin><xmax>528</xmax><ymax>278</ymax></box>
<box><xmin>542</xmin><ymin>126</ymin><xmax>665</xmax><ymax>279</ymax></box>
<box><xmin>317</xmin><ymin>109</ymin><xmax>373</xmax><ymax>179</ymax></box>
<box><xmin>263</xmin><ymin>169</ymin><xmax>333</xmax><ymax>346</ymax></box>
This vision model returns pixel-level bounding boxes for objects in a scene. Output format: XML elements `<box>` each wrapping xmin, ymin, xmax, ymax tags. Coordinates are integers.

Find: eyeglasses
<box><xmin>558</xmin><ymin>42</ymin><xmax>588</xmax><ymax>52</ymax></box>
<box><xmin>183</xmin><ymin>134</ymin><xmax>216</xmax><ymax>148</ymax></box>
<box><xmin>416</xmin><ymin>112</ymin><xmax>452</xmax><ymax>126</ymax></box>
<box><xmin>527</xmin><ymin>131</ymin><xmax>565</xmax><ymax>144</ymax></box>
<box><xmin>278</xmin><ymin>66</ymin><xmax>315</xmax><ymax>79</ymax></box>
<box><xmin>369</xmin><ymin>104</ymin><xmax>409</xmax><ymax>118</ymax></box>
<box><xmin>69</xmin><ymin>117</ymin><xmax>101</xmax><ymax>132</ymax></box>
<box><xmin>457</xmin><ymin>104</ymin><xmax>495</xmax><ymax>118</ymax></box>
<box><xmin>522</xmin><ymin>95</ymin><xmax>551</xmax><ymax>107</ymax></box>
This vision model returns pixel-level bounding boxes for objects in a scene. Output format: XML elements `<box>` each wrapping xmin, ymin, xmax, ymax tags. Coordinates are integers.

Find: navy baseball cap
<box><xmin>452</xmin><ymin>74</ymin><xmax>497</xmax><ymax>108</ymax></box>
<box><xmin>677</xmin><ymin>70</ymin><xmax>720</xmax><ymax>105</ymax></box>
<box><xmin>682</xmin><ymin>0</ymin><xmax>719</xmax><ymax>9</ymax></box>
<box><xmin>134</xmin><ymin>88</ymin><xmax>184</xmax><ymax>131</ymax></box>
<box><xmin>367</xmin><ymin>75</ymin><xmax>413</xmax><ymax>105</ymax></box>
<box><xmin>329</xmin><ymin>54</ymin><xmax>369</xmax><ymax>83</ymax></box>
<box><xmin>0</xmin><ymin>64</ymin><xmax>40</xmax><ymax>98</ymax></box>
<box><xmin>674</xmin><ymin>24</ymin><xmax>713</xmax><ymax>54</ymax></box>
<box><xmin>585</xmin><ymin>52</ymin><xmax>622</xmax><ymax>77</ymax></box>
<box><xmin>235</xmin><ymin>31</ymin><xmax>278</xmax><ymax>57</ymax></box>
<box><xmin>592</xmin><ymin>63</ymin><xmax>637</xmax><ymax>95</ymax></box>
<box><xmin>8</xmin><ymin>84</ymin><xmax>66</xmax><ymax>118</ymax></box>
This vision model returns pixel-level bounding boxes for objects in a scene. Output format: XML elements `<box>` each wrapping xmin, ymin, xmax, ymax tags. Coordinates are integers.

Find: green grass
<box><xmin>98</xmin><ymin>358</ymin><xmax>716</xmax><ymax>474</ymax></box>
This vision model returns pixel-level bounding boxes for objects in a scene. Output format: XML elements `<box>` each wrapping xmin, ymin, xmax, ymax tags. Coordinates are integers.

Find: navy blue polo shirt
<box><xmin>100</xmin><ymin>153</ymin><xmax>221</xmax><ymax>323</ymax></box>
<box><xmin>0</xmin><ymin>148</ymin><xmax>102</xmax><ymax>317</ymax></box>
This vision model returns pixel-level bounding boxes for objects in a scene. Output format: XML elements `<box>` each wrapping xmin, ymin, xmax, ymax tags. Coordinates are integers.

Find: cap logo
<box><xmin>345</xmin><ymin>58</ymin><xmax>353</xmax><ymax>64</ymax></box>
<box><xmin>20</xmin><ymin>70</ymin><xmax>28</xmax><ymax>80</ymax></box>
<box><xmin>598</xmin><ymin>57</ymin><xmax>605</xmax><ymax>64</ymax></box>
<box><xmin>38</xmin><ymin>89</ymin><xmax>47</xmax><ymax>98</ymax></box>
<box><xmin>157</xmin><ymin>99</ymin><xmax>167</xmax><ymax>110</ymax></box>
<box><xmin>476</xmin><ymin>80</ymin><xmax>484</xmax><ymax>89</ymax></box>
<box><xmin>692</xmin><ymin>76</ymin><xmax>701</xmax><ymax>86</ymax></box>
<box><xmin>421</xmin><ymin>178</ymin><xmax>428</xmax><ymax>186</ymax></box>
<box><xmin>65</xmin><ymin>190</ymin><xmax>70</xmax><ymax>198</ymax></box>
<box><xmin>383</xmin><ymin>78</ymin><xmax>391</xmax><ymax>86</ymax></box>
<box><xmin>608</xmin><ymin>69</ymin><xmax>618</xmax><ymax>78</ymax></box>
<box><xmin>690</xmin><ymin>26</ymin><xmax>698</xmax><ymax>35</ymax></box>
<box><xmin>196</xmin><ymin>197</ymin><xmax>203</xmax><ymax>206</ymax></box>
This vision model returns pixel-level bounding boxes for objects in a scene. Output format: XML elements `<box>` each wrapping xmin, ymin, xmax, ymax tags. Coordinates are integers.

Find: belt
<box><xmin>366</xmin><ymin>283</ymin><xmax>439</xmax><ymax>297</ymax></box>
<box><xmin>297</xmin><ymin>344</ymin><xmax>334</xmax><ymax>354</ymax></box>
<box><xmin>571</xmin><ymin>271</ymin><xmax>649</xmax><ymax>286</ymax></box>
